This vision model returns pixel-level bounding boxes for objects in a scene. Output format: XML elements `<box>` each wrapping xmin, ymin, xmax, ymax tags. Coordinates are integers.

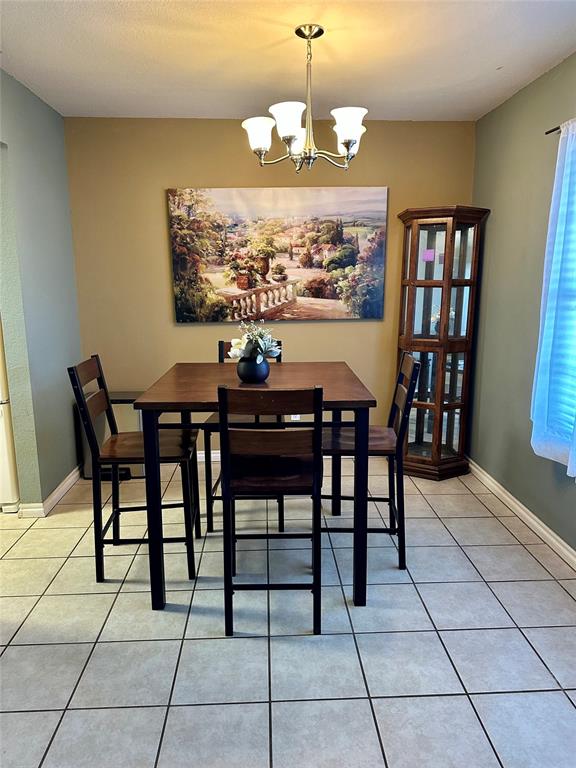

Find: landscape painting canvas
<box><xmin>167</xmin><ymin>186</ymin><xmax>387</xmax><ymax>323</ymax></box>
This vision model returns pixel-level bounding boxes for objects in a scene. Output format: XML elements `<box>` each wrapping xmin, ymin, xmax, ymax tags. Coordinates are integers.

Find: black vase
<box><xmin>236</xmin><ymin>356</ymin><xmax>270</xmax><ymax>384</ymax></box>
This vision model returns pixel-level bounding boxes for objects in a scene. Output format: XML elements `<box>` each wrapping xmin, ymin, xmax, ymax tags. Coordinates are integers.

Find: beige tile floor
<box><xmin>1</xmin><ymin>460</ymin><xmax>576</xmax><ymax>768</ymax></box>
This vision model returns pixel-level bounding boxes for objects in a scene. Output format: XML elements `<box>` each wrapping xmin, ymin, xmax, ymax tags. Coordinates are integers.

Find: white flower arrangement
<box><xmin>228</xmin><ymin>321</ymin><xmax>281</xmax><ymax>364</ymax></box>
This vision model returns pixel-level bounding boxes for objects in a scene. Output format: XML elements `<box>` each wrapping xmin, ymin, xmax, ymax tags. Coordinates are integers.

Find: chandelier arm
<box><xmin>316</xmin><ymin>149</ymin><xmax>348</xmax><ymax>160</ymax></box>
<box><xmin>316</xmin><ymin>154</ymin><xmax>350</xmax><ymax>169</ymax></box>
<box><xmin>256</xmin><ymin>153</ymin><xmax>291</xmax><ymax>166</ymax></box>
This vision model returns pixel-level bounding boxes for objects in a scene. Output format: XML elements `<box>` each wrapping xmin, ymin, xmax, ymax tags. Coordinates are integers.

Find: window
<box><xmin>531</xmin><ymin>118</ymin><xmax>576</xmax><ymax>477</ymax></box>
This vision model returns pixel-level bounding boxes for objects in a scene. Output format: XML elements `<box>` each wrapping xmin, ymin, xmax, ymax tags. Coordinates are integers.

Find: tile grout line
<box><xmin>370</xmin><ymin>475</ymin><xmax>513</xmax><ymax>767</ymax></box>
<box><xmin>30</xmin><ymin>465</ymin><xmax>178</xmax><ymax>765</ymax></box>
<box><xmin>326</xmin><ymin>523</ymin><xmax>391</xmax><ymax>768</ymax></box>
<box><xmin>406</xmin><ymin>569</ymin><xmax>506</xmax><ymax>767</ymax></box>
<box><xmin>36</xmin><ymin>513</ymin><xmax>145</xmax><ymax>768</ymax></box>
<box><xmin>5</xmin><ymin>620</ymin><xmax>576</xmax><ymax>648</ymax></box>
<box><xmin>4</xmin><ymin>687</ymin><xmax>576</xmax><ymax>718</ymax></box>
<box><xmin>428</xmin><ymin>492</ymin><xmax>576</xmax><ymax>695</ymax></box>
<box><xmin>152</xmin><ymin>496</ymin><xmax>208</xmax><ymax>768</ymax></box>
<box><xmin>1</xmin><ymin>529</ymin><xmax>81</xmax><ymax>648</ymax></box>
<box><xmin>0</xmin><ymin>525</ymin><xmax>32</xmax><ymax>559</ymax></box>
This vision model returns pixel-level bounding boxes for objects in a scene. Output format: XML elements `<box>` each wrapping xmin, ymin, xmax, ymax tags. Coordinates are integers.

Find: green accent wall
<box><xmin>0</xmin><ymin>71</ymin><xmax>81</xmax><ymax>503</ymax></box>
<box><xmin>471</xmin><ymin>53</ymin><xmax>576</xmax><ymax>548</ymax></box>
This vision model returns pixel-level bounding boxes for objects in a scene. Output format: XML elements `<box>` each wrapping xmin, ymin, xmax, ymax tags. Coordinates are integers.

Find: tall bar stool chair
<box><xmin>218</xmin><ymin>386</ymin><xmax>323</xmax><ymax>635</ymax></box>
<box><xmin>202</xmin><ymin>340</ymin><xmax>283</xmax><ymax>533</ymax></box>
<box><xmin>322</xmin><ymin>353</ymin><xmax>420</xmax><ymax>569</ymax></box>
<box><xmin>68</xmin><ymin>355</ymin><xmax>201</xmax><ymax>582</ymax></box>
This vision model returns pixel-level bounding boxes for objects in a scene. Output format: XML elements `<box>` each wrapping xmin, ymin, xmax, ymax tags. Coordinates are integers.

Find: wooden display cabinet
<box><xmin>398</xmin><ymin>206</ymin><xmax>490</xmax><ymax>479</ymax></box>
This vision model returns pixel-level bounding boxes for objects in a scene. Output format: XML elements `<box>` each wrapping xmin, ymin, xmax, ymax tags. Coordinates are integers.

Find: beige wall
<box><xmin>64</xmin><ymin>118</ymin><xmax>474</xmax><ymax>422</ymax></box>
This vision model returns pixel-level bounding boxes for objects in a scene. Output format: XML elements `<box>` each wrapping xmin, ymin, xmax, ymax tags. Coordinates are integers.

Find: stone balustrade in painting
<box><xmin>225</xmin><ymin>280</ymin><xmax>299</xmax><ymax>321</ymax></box>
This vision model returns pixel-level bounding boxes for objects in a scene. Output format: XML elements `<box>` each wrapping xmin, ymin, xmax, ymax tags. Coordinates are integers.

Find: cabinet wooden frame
<box><xmin>397</xmin><ymin>206</ymin><xmax>489</xmax><ymax>479</ymax></box>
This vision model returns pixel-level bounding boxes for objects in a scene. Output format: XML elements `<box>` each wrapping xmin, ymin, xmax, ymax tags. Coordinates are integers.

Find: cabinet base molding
<box><xmin>404</xmin><ymin>456</ymin><xmax>469</xmax><ymax>480</ymax></box>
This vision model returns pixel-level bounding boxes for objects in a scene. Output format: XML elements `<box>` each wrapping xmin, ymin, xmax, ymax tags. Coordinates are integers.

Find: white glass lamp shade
<box><xmin>290</xmin><ymin>127</ymin><xmax>306</xmax><ymax>155</ymax></box>
<box><xmin>268</xmin><ymin>101</ymin><xmax>306</xmax><ymax>140</ymax></box>
<box><xmin>330</xmin><ymin>107</ymin><xmax>368</xmax><ymax>145</ymax></box>
<box><xmin>241</xmin><ymin>116</ymin><xmax>276</xmax><ymax>152</ymax></box>
<box><xmin>334</xmin><ymin>124</ymin><xmax>366</xmax><ymax>156</ymax></box>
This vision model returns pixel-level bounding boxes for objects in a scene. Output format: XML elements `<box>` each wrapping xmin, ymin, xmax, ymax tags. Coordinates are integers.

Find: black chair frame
<box><xmin>322</xmin><ymin>353</ymin><xmax>420</xmax><ymax>569</ymax></box>
<box><xmin>218</xmin><ymin>385</ymin><xmax>324</xmax><ymax>636</ymax></box>
<box><xmin>68</xmin><ymin>354</ymin><xmax>201</xmax><ymax>582</ymax></box>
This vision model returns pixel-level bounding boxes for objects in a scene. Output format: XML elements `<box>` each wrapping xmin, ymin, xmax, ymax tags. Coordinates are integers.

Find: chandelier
<box><xmin>241</xmin><ymin>24</ymin><xmax>367</xmax><ymax>172</ymax></box>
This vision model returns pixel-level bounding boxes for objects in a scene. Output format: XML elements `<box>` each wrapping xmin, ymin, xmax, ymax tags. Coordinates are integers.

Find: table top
<box><xmin>134</xmin><ymin>362</ymin><xmax>377</xmax><ymax>412</ymax></box>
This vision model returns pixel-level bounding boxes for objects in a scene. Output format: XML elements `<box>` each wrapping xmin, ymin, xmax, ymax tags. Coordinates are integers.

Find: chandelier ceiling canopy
<box><xmin>241</xmin><ymin>24</ymin><xmax>368</xmax><ymax>172</ymax></box>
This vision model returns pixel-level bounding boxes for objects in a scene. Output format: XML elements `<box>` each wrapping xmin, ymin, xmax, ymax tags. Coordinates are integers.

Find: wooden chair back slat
<box><xmin>224</xmin><ymin>388</ymin><xmax>315</xmax><ymax>416</ymax></box>
<box><xmin>68</xmin><ymin>354</ymin><xmax>118</xmax><ymax>460</ymax></box>
<box><xmin>388</xmin><ymin>353</ymin><xmax>421</xmax><ymax>447</ymax></box>
<box><xmin>229</xmin><ymin>428</ymin><xmax>314</xmax><ymax>457</ymax></box>
<box><xmin>218</xmin><ymin>340</ymin><xmax>283</xmax><ymax>363</ymax></box>
<box><xmin>399</xmin><ymin>353</ymin><xmax>415</xmax><ymax>380</ymax></box>
<box><xmin>76</xmin><ymin>357</ymin><xmax>101</xmax><ymax>388</ymax></box>
<box><xmin>86</xmin><ymin>389</ymin><xmax>109</xmax><ymax>424</ymax></box>
<box><xmin>394</xmin><ymin>383</ymin><xmax>408</xmax><ymax>415</ymax></box>
<box><xmin>218</xmin><ymin>386</ymin><xmax>323</xmax><ymax>495</ymax></box>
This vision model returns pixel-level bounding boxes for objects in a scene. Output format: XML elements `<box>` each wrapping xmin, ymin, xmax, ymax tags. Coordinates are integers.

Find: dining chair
<box><xmin>322</xmin><ymin>352</ymin><xmax>420</xmax><ymax>569</ymax></box>
<box><xmin>68</xmin><ymin>354</ymin><xmax>201</xmax><ymax>582</ymax></box>
<box><xmin>202</xmin><ymin>340</ymin><xmax>283</xmax><ymax>533</ymax></box>
<box><xmin>218</xmin><ymin>386</ymin><xmax>323</xmax><ymax>635</ymax></box>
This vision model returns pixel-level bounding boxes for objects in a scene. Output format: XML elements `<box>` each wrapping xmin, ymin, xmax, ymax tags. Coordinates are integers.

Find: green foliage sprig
<box><xmin>228</xmin><ymin>321</ymin><xmax>281</xmax><ymax>364</ymax></box>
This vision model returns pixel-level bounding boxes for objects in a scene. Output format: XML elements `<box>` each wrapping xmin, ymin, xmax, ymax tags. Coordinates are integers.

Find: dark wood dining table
<box><xmin>134</xmin><ymin>361</ymin><xmax>377</xmax><ymax>610</ymax></box>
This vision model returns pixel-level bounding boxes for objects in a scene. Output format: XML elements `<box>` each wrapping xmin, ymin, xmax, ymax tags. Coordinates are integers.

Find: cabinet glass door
<box><xmin>441</xmin><ymin>409</ymin><xmax>462</xmax><ymax>457</ymax></box>
<box><xmin>412</xmin><ymin>351</ymin><xmax>438</xmax><ymax>403</ymax></box>
<box><xmin>413</xmin><ymin>287</ymin><xmax>443</xmax><ymax>338</ymax></box>
<box><xmin>448</xmin><ymin>287</ymin><xmax>470</xmax><ymax>337</ymax></box>
<box><xmin>408</xmin><ymin>407</ymin><xmax>435</xmax><ymax>459</ymax></box>
<box><xmin>444</xmin><ymin>353</ymin><xmax>465</xmax><ymax>403</ymax></box>
<box><xmin>453</xmin><ymin>224</ymin><xmax>476</xmax><ymax>279</ymax></box>
<box><xmin>416</xmin><ymin>224</ymin><xmax>447</xmax><ymax>280</ymax></box>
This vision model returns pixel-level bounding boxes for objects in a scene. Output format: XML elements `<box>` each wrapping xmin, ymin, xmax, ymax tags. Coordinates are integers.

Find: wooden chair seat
<box><xmin>100</xmin><ymin>429</ymin><xmax>199</xmax><ymax>464</ymax></box>
<box><xmin>322</xmin><ymin>426</ymin><xmax>397</xmax><ymax>456</ymax></box>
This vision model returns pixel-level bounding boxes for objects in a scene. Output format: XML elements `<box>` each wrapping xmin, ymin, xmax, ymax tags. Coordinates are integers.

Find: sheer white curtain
<box><xmin>531</xmin><ymin>118</ymin><xmax>576</xmax><ymax>477</ymax></box>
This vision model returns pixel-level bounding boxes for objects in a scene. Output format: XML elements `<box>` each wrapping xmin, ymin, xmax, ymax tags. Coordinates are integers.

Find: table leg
<box><xmin>353</xmin><ymin>407</ymin><xmax>369</xmax><ymax>606</ymax></box>
<box><xmin>142</xmin><ymin>410</ymin><xmax>165</xmax><ymax>609</ymax></box>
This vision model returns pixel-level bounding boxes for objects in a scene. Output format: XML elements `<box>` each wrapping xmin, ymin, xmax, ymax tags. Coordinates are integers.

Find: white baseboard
<box><xmin>18</xmin><ymin>502</ymin><xmax>47</xmax><ymax>518</ymax></box>
<box><xmin>0</xmin><ymin>501</ymin><xmax>20</xmax><ymax>514</ymax></box>
<box><xmin>469</xmin><ymin>459</ymin><xmax>576</xmax><ymax>570</ymax></box>
<box><xmin>19</xmin><ymin>466</ymin><xmax>81</xmax><ymax>518</ymax></box>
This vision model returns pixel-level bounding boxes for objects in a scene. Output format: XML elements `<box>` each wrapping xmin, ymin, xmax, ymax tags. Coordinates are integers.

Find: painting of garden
<box><xmin>167</xmin><ymin>186</ymin><xmax>387</xmax><ymax>323</ymax></box>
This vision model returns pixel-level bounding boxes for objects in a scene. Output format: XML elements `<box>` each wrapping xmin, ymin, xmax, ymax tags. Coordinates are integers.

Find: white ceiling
<box><xmin>2</xmin><ymin>0</ymin><xmax>576</xmax><ymax>120</ymax></box>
